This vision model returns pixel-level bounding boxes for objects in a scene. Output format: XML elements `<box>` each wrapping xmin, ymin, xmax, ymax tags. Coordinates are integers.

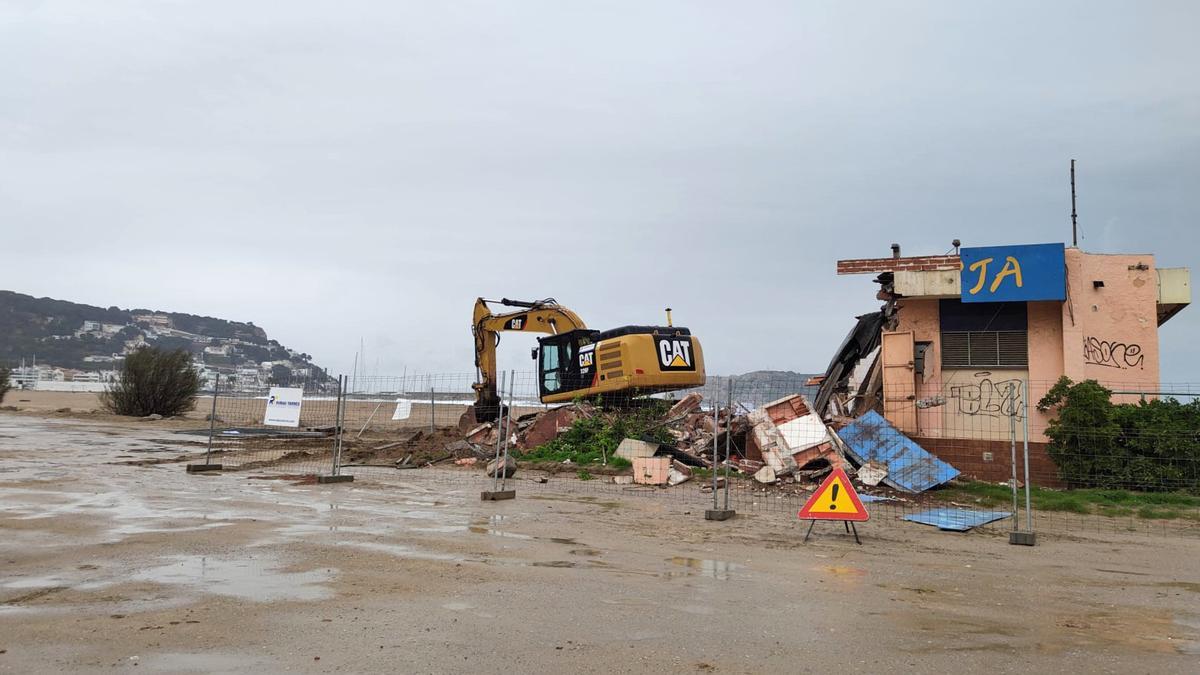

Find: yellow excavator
<box><xmin>470</xmin><ymin>297</ymin><xmax>705</xmax><ymax>420</ymax></box>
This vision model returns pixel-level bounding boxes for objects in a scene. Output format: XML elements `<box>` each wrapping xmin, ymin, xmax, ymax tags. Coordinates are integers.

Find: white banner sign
<box><xmin>264</xmin><ymin>387</ymin><xmax>304</xmax><ymax>427</ymax></box>
<box><xmin>392</xmin><ymin>399</ymin><xmax>413</xmax><ymax>420</ymax></box>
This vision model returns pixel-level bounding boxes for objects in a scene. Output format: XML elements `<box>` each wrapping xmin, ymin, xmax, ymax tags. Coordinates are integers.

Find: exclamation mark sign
<box><xmin>830</xmin><ymin>483</ymin><xmax>839</xmax><ymax>510</ymax></box>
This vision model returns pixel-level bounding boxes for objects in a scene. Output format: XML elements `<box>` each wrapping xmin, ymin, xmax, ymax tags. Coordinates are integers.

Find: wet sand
<box><xmin>0</xmin><ymin>412</ymin><xmax>1197</xmax><ymax>673</ymax></box>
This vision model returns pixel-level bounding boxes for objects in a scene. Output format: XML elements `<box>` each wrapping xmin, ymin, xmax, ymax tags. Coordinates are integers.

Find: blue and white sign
<box><xmin>264</xmin><ymin>387</ymin><xmax>304</xmax><ymax>427</ymax></box>
<box><xmin>959</xmin><ymin>243</ymin><xmax>1066</xmax><ymax>303</ymax></box>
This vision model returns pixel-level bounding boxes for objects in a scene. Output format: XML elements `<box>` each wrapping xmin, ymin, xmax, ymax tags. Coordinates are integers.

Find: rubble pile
<box><xmin>441</xmin><ymin>391</ymin><xmax>857</xmax><ymax>490</ymax></box>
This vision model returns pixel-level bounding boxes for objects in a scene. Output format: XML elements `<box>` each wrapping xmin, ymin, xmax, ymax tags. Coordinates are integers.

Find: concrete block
<box><xmin>705</xmin><ymin>509</ymin><xmax>736</xmax><ymax>521</ymax></box>
<box><xmin>186</xmin><ymin>464</ymin><xmax>223</xmax><ymax>473</ymax></box>
<box><xmin>481</xmin><ymin>490</ymin><xmax>516</xmax><ymax>501</ymax></box>
<box><xmin>615</xmin><ymin>438</ymin><xmax>659</xmax><ymax>462</ymax></box>
<box><xmin>633</xmin><ymin>457</ymin><xmax>670</xmax><ymax>485</ymax></box>
<box><xmin>1009</xmin><ymin>531</ymin><xmax>1037</xmax><ymax>546</ymax></box>
<box><xmin>317</xmin><ymin>475</ymin><xmax>354</xmax><ymax>484</ymax></box>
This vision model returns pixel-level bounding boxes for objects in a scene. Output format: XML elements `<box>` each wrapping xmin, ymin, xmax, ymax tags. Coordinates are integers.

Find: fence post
<box><xmin>187</xmin><ymin>372</ymin><xmax>223</xmax><ymax>473</ymax></box>
<box><xmin>1008</xmin><ymin>382</ymin><xmax>1018</xmax><ymax>533</ymax></box>
<box><xmin>725</xmin><ymin>377</ymin><xmax>734</xmax><ymax>512</ymax></box>
<box><xmin>1010</xmin><ymin>378</ymin><xmax>1036</xmax><ymax>545</ymax></box>
<box><xmin>482</xmin><ymin>370</ymin><xmax>515</xmax><ymax>501</ymax></box>
<box><xmin>319</xmin><ymin>374</ymin><xmax>353</xmax><ymax>484</ymax></box>
<box><xmin>430</xmin><ymin>386</ymin><xmax>436</xmax><ymax>434</ymax></box>
<box><xmin>706</xmin><ymin>376</ymin><xmax>736</xmax><ymax>521</ymax></box>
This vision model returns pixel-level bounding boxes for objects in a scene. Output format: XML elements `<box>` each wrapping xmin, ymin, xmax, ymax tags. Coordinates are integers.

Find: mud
<box><xmin>1</xmin><ymin>412</ymin><xmax>1198</xmax><ymax>673</ymax></box>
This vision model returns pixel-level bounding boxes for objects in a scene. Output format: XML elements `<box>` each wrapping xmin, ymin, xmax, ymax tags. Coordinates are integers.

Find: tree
<box><xmin>99</xmin><ymin>347</ymin><xmax>200</xmax><ymax>417</ymax></box>
<box><xmin>1038</xmin><ymin>376</ymin><xmax>1200</xmax><ymax>491</ymax></box>
<box><xmin>269</xmin><ymin>364</ymin><xmax>293</xmax><ymax>386</ymax></box>
<box><xmin>0</xmin><ymin>367</ymin><xmax>11</xmax><ymax>403</ymax></box>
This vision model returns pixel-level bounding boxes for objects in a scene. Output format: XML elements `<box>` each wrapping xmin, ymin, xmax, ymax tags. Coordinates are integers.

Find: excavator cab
<box><xmin>536</xmin><ymin>329</ymin><xmax>600</xmax><ymax>399</ymax></box>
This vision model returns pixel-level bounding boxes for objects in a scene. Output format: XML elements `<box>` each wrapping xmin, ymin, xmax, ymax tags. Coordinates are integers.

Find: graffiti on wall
<box><xmin>948</xmin><ymin>373</ymin><xmax>1024</xmax><ymax>420</ymax></box>
<box><xmin>1083</xmin><ymin>336</ymin><xmax>1144</xmax><ymax>370</ymax></box>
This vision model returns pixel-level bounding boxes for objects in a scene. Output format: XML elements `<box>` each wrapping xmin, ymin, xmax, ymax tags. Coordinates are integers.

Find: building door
<box><xmin>881</xmin><ymin>331</ymin><xmax>918</xmax><ymax>435</ymax></box>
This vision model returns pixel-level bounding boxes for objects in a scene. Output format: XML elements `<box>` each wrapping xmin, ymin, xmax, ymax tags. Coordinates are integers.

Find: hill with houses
<box><xmin>0</xmin><ymin>290</ymin><xmax>328</xmax><ymax>390</ymax></box>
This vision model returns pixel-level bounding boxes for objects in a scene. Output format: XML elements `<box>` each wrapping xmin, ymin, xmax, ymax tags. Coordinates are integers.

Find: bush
<box><xmin>100</xmin><ymin>347</ymin><xmax>200</xmax><ymax>417</ymax></box>
<box><xmin>1037</xmin><ymin>377</ymin><xmax>1200</xmax><ymax>492</ymax></box>
<box><xmin>0</xmin><ymin>367</ymin><xmax>10</xmax><ymax>403</ymax></box>
<box><xmin>520</xmin><ymin>400</ymin><xmax>674</xmax><ymax>466</ymax></box>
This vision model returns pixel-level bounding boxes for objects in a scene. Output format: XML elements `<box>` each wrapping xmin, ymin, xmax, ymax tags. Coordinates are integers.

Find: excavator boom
<box><xmin>472</xmin><ymin>298</ymin><xmax>585</xmax><ymax>419</ymax></box>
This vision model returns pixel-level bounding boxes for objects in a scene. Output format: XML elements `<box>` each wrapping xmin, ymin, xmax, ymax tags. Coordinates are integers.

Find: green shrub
<box><xmin>100</xmin><ymin>347</ymin><xmax>200</xmax><ymax>417</ymax></box>
<box><xmin>520</xmin><ymin>400</ymin><xmax>673</xmax><ymax>466</ymax></box>
<box><xmin>0</xmin><ymin>367</ymin><xmax>10</xmax><ymax>403</ymax></box>
<box><xmin>1038</xmin><ymin>377</ymin><xmax>1200</xmax><ymax>492</ymax></box>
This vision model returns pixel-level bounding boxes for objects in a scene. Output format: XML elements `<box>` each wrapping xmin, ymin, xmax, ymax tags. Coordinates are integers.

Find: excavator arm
<box><xmin>471</xmin><ymin>297</ymin><xmax>586</xmax><ymax>420</ymax></box>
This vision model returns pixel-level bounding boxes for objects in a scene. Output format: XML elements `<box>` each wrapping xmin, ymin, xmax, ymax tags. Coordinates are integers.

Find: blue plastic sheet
<box><xmin>837</xmin><ymin>411</ymin><xmax>960</xmax><ymax>493</ymax></box>
<box><xmin>903</xmin><ymin>508</ymin><xmax>1012</xmax><ymax>531</ymax></box>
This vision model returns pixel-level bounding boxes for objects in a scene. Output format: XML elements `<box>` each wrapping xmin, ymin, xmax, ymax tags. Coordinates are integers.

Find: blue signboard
<box><xmin>959</xmin><ymin>243</ymin><xmax>1066</xmax><ymax>303</ymax></box>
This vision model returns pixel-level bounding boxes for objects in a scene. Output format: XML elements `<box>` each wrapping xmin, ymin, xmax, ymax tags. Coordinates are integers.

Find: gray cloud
<box><xmin>3</xmin><ymin>1</ymin><xmax>1197</xmax><ymax>381</ymax></box>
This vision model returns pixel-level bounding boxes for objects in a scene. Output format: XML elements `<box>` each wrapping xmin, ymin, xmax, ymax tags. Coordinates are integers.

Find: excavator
<box><xmin>469</xmin><ymin>297</ymin><xmax>705</xmax><ymax>421</ymax></box>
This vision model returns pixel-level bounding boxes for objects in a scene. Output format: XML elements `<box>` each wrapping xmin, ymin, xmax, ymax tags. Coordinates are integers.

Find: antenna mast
<box><xmin>1070</xmin><ymin>159</ymin><xmax>1078</xmax><ymax>247</ymax></box>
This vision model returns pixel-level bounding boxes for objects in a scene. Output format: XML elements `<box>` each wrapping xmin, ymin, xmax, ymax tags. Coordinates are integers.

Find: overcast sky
<box><xmin>3</xmin><ymin>1</ymin><xmax>1197</xmax><ymax>382</ymax></box>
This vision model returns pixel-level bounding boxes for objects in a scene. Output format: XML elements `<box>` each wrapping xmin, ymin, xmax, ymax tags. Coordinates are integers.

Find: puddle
<box><xmin>1154</xmin><ymin>581</ymin><xmax>1200</xmax><ymax>593</ymax></box>
<box><xmin>667</xmin><ymin>557</ymin><xmax>741</xmax><ymax>580</ymax></box>
<box><xmin>466</xmin><ymin>516</ymin><xmax>587</xmax><ymax>547</ymax></box>
<box><xmin>818</xmin><ymin>565</ymin><xmax>866</xmax><ymax>577</ymax></box>
<box><xmin>468</xmin><ymin>525</ymin><xmax>533</xmax><ymax>540</ymax></box>
<box><xmin>131</xmin><ymin>555</ymin><xmax>335</xmax><ymax>602</ymax></box>
<box><xmin>142</xmin><ymin>652</ymin><xmax>268</xmax><ymax>673</ymax></box>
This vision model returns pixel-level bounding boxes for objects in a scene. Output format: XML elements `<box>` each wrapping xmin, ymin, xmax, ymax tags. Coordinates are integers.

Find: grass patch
<box><xmin>938</xmin><ymin>481</ymin><xmax>1200</xmax><ymax>519</ymax></box>
<box><xmin>1096</xmin><ymin>505</ymin><xmax>1134</xmax><ymax>518</ymax></box>
<box><xmin>1137</xmin><ymin>506</ymin><xmax>1183</xmax><ymax>520</ymax></box>
<box><xmin>688</xmin><ymin>467</ymin><xmax>747</xmax><ymax>482</ymax></box>
<box><xmin>518</xmin><ymin>401</ymin><xmax>671</xmax><ymax>468</ymax></box>
<box><xmin>576</xmin><ymin>470</ymin><xmax>594</xmax><ymax>481</ymax></box>
<box><xmin>519</xmin><ymin>443</ymin><xmax>631</xmax><ymax>467</ymax></box>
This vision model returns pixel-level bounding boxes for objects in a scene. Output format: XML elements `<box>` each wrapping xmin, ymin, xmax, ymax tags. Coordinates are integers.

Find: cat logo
<box><xmin>656</xmin><ymin>337</ymin><xmax>695</xmax><ymax>371</ymax></box>
<box><xmin>504</xmin><ymin>314</ymin><xmax>527</xmax><ymax>330</ymax></box>
<box><xmin>579</xmin><ymin>351</ymin><xmax>594</xmax><ymax>368</ymax></box>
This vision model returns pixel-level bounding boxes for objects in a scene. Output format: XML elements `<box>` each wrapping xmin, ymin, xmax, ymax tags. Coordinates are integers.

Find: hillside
<box><xmin>0</xmin><ymin>290</ymin><xmax>327</xmax><ymax>386</ymax></box>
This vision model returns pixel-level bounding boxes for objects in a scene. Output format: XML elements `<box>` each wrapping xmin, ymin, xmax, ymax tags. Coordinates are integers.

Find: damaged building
<box><xmin>829</xmin><ymin>242</ymin><xmax>1191</xmax><ymax>484</ymax></box>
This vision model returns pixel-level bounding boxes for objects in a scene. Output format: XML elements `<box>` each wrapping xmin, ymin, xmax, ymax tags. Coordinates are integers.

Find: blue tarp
<box><xmin>903</xmin><ymin>508</ymin><xmax>1012</xmax><ymax>531</ymax></box>
<box><xmin>837</xmin><ymin>411</ymin><xmax>960</xmax><ymax>493</ymax></box>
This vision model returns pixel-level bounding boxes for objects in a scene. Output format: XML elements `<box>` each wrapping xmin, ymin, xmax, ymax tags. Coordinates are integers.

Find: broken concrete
<box><xmin>857</xmin><ymin>461</ymin><xmax>888</xmax><ymax>487</ymax></box>
<box><xmin>518</xmin><ymin>403</ymin><xmax>593</xmax><ymax>449</ymax></box>
<box><xmin>667</xmin><ymin>392</ymin><xmax>703</xmax><ymax>418</ymax></box>
<box><xmin>633</xmin><ymin>457</ymin><xmax>670</xmax><ymax>486</ymax></box>
<box><xmin>615</xmin><ymin>438</ymin><xmax>659</xmax><ymax>462</ymax></box>
<box><xmin>464</xmin><ymin>422</ymin><xmax>497</xmax><ymax>447</ymax></box>
<box><xmin>486</xmin><ymin>455</ymin><xmax>517</xmax><ymax>479</ymax></box>
<box><xmin>753</xmin><ymin>466</ymin><xmax>777</xmax><ymax>484</ymax></box>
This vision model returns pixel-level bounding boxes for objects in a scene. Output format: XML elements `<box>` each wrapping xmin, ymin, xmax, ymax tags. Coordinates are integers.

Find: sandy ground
<box><xmin>1</xmin><ymin>412</ymin><xmax>1197</xmax><ymax>673</ymax></box>
<box><xmin>1</xmin><ymin>390</ymin><xmax>540</xmax><ymax>432</ymax></box>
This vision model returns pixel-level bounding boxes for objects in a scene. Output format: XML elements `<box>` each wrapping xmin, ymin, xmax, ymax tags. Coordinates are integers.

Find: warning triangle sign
<box><xmin>668</xmin><ymin>354</ymin><xmax>688</xmax><ymax>367</ymax></box>
<box><xmin>798</xmin><ymin>467</ymin><xmax>869</xmax><ymax>522</ymax></box>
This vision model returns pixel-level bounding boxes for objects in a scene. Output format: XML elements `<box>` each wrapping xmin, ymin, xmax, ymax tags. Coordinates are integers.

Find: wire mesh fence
<box><xmin>183</xmin><ymin>374</ymin><xmax>341</xmax><ymax>475</ymax></box>
<box><xmin>180</xmin><ymin>370</ymin><xmax>1200</xmax><ymax>538</ymax></box>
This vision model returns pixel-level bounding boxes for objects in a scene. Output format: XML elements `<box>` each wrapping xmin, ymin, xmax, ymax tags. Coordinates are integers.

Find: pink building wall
<box><xmin>1062</xmin><ymin>249</ymin><xmax>1160</xmax><ymax>402</ymax></box>
<box><xmin>886</xmin><ymin>249</ymin><xmax>1162</xmax><ymax>442</ymax></box>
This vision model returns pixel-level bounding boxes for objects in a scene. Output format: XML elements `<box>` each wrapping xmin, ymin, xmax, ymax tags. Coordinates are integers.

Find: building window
<box><xmin>939</xmin><ymin>300</ymin><xmax>1028</xmax><ymax>369</ymax></box>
